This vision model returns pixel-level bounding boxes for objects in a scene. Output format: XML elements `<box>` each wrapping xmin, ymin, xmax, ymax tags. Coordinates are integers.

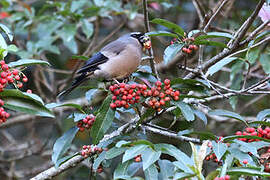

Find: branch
<box><xmin>142</xmin><ymin>0</ymin><xmax>158</xmax><ymax>78</ymax></box>
<box><xmin>203</xmin><ymin>0</ymin><xmax>229</xmax><ymax>32</ymax></box>
<box><xmin>142</xmin><ymin>124</ymin><xmax>201</xmax><ymax>144</ymax></box>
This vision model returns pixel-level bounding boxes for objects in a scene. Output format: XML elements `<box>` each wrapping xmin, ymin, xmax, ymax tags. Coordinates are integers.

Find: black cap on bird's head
<box><xmin>130</xmin><ymin>32</ymin><xmax>151</xmax><ymax>50</ymax></box>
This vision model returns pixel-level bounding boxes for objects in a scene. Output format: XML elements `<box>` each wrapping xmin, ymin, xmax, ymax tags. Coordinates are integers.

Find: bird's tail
<box><xmin>57</xmin><ymin>72</ymin><xmax>93</xmax><ymax>100</ymax></box>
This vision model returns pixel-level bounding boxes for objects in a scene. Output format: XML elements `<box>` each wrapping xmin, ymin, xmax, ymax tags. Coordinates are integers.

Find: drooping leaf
<box><xmin>151</xmin><ymin>18</ymin><xmax>185</xmax><ymax>37</ymax></box>
<box><xmin>141</xmin><ymin>148</ymin><xmax>161</xmax><ymax>170</ymax></box>
<box><xmin>257</xmin><ymin>109</ymin><xmax>270</xmax><ymax>121</ymax></box>
<box><xmin>259</xmin><ymin>54</ymin><xmax>270</xmax><ymax>73</ymax></box>
<box><xmin>154</xmin><ymin>143</ymin><xmax>193</xmax><ymax>172</ymax></box>
<box><xmin>144</xmin><ymin>164</ymin><xmax>158</xmax><ymax>180</ymax></box>
<box><xmin>172</xmin><ymin>101</ymin><xmax>195</xmax><ymax>121</ymax></box>
<box><xmin>93</xmin><ymin>151</ymin><xmax>106</xmax><ymax>170</ymax></box>
<box><xmin>195</xmin><ymin>32</ymin><xmax>233</xmax><ymax>41</ymax></box>
<box><xmin>0</xmin><ymin>23</ymin><xmax>13</xmax><ymax>41</ymax></box>
<box><xmin>105</xmin><ymin>146</ymin><xmax>127</xmax><ymax>160</ymax></box>
<box><xmin>209</xmin><ymin>109</ymin><xmax>247</xmax><ymax>125</ymax></box>
<box><xmin>193</xmin><ymin>109</ymin><xmax>207</xmax><ymax>125</ymax></box>
<box><xmin>45</xmin><ymin>102</ymin><xmax>84</xmax><ymax>113</ymax></box>
<box><xmin>227</xmin><ymin>167</ymin><xmax>270</xmax><ymax>177</ymax></box>
<box><xmin>122</xmin><ymin>144</ymin><xmax>148</xmax><ymax>163</ymax></box>
<box><xmin>8</xmin><ymin>59</ymin><xmax>50</xmax><ymax>67</ymax></box>
<box><xmin>206</xmin><ymin>57</ymin><xmax>237</xmax><ymax>76</ymax></box>
<box><xmin>158</xmin><ymin>160</ymin><xmax>174</xmax><ymax>180</ymax></box>
<box><xmin>0</xmin><ymin>89</ymin><xmax>54</xmax><ymax>117</ymax></box>
<box><xmin>113</xmin><ymin>160</ymin><xmax>132</xmax><ymax>179</ymax></box>
<box><xmin>145</xmin><ymin>31</ymin><xmax>178</xmax><ymax>38</ymax></box>
<box><xmin>212</xmin><ymin>141</ymin><xmax>228</xmax><ymax>161</ymax></box>
<box><xmin>163</xmin><ymin>43</ymin><xmax>184</xmax><ymax>65</ymax></box>
<box><xmin>81</xmin><ymin>19</ymin><xmax>94</xmax><ymax>39</ymax></box>
<box><xmin>52</xmin><ymin>127</ymin><xmax>79</xmax><ymax>166</ymax></box>
<box><xmin>91</xmin><ymin>95</ymin><xmax>115</xmax><ymax>144</ymax></box>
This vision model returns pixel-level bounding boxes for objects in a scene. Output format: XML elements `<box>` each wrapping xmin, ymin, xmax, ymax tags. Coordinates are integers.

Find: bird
<box><xmin>58</xmin><ymin>32</ymin><xmax>151</xmax><ymax>98</ymax></box>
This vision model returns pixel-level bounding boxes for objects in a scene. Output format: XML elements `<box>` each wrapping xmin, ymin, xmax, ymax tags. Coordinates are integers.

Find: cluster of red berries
<box><xmin>0</xmin><ymin>60</ymin><xmax>28</xmax><ymax>91</ymax></box>
<box><xmin>80</xmin><ymin>145</ymin><xmax>103</xmax><ymax>158</ymax></box>
<box><xmin>109</xmin><ymin>83</ymin><xmax>146</xmax><ymax>109</ymax></box>
<box><xmin>235</xmin><ymin>127</ymin><xmax>270</xmax><ymax>142</ymax></box>
<box><xmin>109</xmin><ymin>79</ymin><xmax>180</xmax><ymax>112</ymax></box>
<box><xmin>182</xmin><ymin>44</ymin><xmax>198</xmax><ymax>54</ymax></box>
<box><xmin>214</xmin><ymin>175</ymin><xmax>230</xmax><ymax>180</ymax></box>
<box><xmin>134</xmin><ymin>154</ymin><xmax>141</xmax><ymax>162</ymax></box>
<box><xmin>0</xmin><ymin>104</ymin><xmax>10</xmax><ymax>124</ymax></box>
<box><xmin>76</xmin><ymin>114</ymin><xmax>96</xmax><ymax>132</ymax></box>
<box><xmin>146</xmin><ymin>79</ymin><xmax>180</xmax><ymax>112</ymax></box>
<box><xmin>0</xmin><ymin>60</ymin><xmax>29</xmax><ymax>125</ymax></box>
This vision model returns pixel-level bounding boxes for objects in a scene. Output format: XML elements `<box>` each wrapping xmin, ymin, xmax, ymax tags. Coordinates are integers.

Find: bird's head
<box><xmin>130</xmin><ymin>32</ymin><xmax>151</xmax><ymax>50</ymax></box>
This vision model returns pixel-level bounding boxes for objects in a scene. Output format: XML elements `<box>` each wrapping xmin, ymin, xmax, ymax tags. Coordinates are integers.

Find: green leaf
<box><xmin>0</xmin><ymin>33</ymin><xmax>7</xmax><ymax>57</ymax></box>
<box><xmin>0</xmin><ymin>89</ymin><xmax>54</xmax><ymax>118</ymax></box>
<box><xmin>55</xmin><ymin>153</ymin><xmax>79</xmax><ymax>168</ymax></box>
<box><xmin>151</xmin><ymin>18</ymin><xmax>185</xmax><ymax>37</ymax></box>
<box><xmin>145</xmin><ymin>31</ymin><xmax>178</xmax><ymax>38</ymax></box>
<box><xmin>246</xmin><ymin>48</ymin><xmax>260</xmax><ymax>64</ymax></box>
<box><xmin>189</xmin><ymin>131</ymin><xmax>216</xmax><ymax>141</ymax></box>
<box><xmin>116</xmin><ymin>140</ymin><xmax>131</xmax><ymax>148</ymax></box>
<box><xmin>93</xmin><ymin>151</ymin><xmax>106</xmax><ymax>170</ymax></box>
<box><xmin>257</xmin><ymin>109</ymin><xmax>270</xmax><ymax>121</ymax></box>
<box><xmin>227</xmin><ymin>167</ymin><xmax>270</xmax><ymax>177</ymax></box>
<box><xmin>194</xmin><ymin>40</ymin><xmax>227</xmax><ymax>48</ymax></box>
<box><xmin>206</xmin><ymin>57</ymin><xmax>237</xmax><ymax>76</ymax></box>
<box><xmin>154</xmin><ymin>144</ymin><xmax>193</xmax><ymax>169</ymax></box>
<box><xmin>52</xmin><ymin>127</ymin><xmax>79</xmax><ymax>166</ymax></box>
<box><xmin>228</xmin><ymin>146</ymin><xmax>255</xmax><ymax>166</ymax></box>
<box><xmin>187</xmin><ymin>30</ymin><xmax>201</xmax><ymax>38</ymax></box>
<box><xmin>234</xmin><ymin>140</ymin><xmax>258</xmax><ymax>157</ymax></box>
<box><xmin>248</xmin><ymin>121</ymin><xmax>270</xmax><ymax>127</ymax></box>
<box><xmin>172</xmin><ymin>101</ymin><xmax>195</xmax><ymax>121</ymax></box>
<box><xmin>260</xmin><ymin>54</ymin><xmax>270</xmax><ymax>73</ymax></box>
<box><xmin>163</xmin><ymin>43</ymin><xmax>184</xmax><ymax>65</ymax></box>
<box><xmin>174</xmin><ymin>172</ymin><xmax>195</xmax><ymax>179</ymax></box>
<box><xmin>8</xmin><ymin>59</ymin><xmax>50</xmax><ymax>67</ymax></box>
<box><xmin>196</xmin><ymin>32</ymin><xmax>233</xmax><ymax>40</ymax></box>
<box><xmin>212</xmin><ymin>141</ymin><xmax>228</xmax><ymax>161</ymax></box>
<box><xmin>193</xmin><ymin>109</ymin><xmax>207</xmax><ymax>125</ymax></box>
<box><xmin>144</xmin><ymin>164</ymin><xmax>158</xmax><ymax>180</ymax></box>
<box><xmin>91</xmin><ymin>95</ymin><xmax>115</xmax><ymax>144</ymax></box>
<box><xmin>158</xmin><ymin>160</ymin><xmax>174</xmax><ymax>180</ymax></box>
<box><xmin>173</xmin><ymin>161</ymin><xmax>193</xmax><ymax>174</ymax></box>
<box><xmin>105</xmin><ymin>147</ymin><xmax>127</xmax><ymax>159</ymax></box>
<box><xmin>122</xmin><ymin>144</ymin><xmax>148</xmax><ymax>163</ymax></box>
<box><xmin>81</xmin><ymin>19</ymin><xmax>94</xmax><ymax>39</ymax></box>
<box><xmin>113</xmin><ymin>160</ymin><xmax>132</xmax><ymax>179</ymax></box>
<box><xmin>46</xmin><ymin>102</ymin><xmax>84</xmax><ymax>113</ymax></box>
<box><xmin>141</xmin><ymin>148</ymin><xmax>161</xmax><ymax>170</ymax></box>
<box><xmin>0</xmin><ymin>23</ymin><xmax>13</xmax><ymax>41</ymax></box>
<box><xmin>71</xmin><ymin>55</ymin><xmax>89</xmax><ymax>61</ymax></box>
<box><xmin>85</xmin><ymin>88</ymin><xmax>99</xmax><ymax>104</ymax></box>
<box><xmin>7</xmin><ymin>44</ymin><xmax>18</xmax><ymax>52</ymax></box>
<box><xmin>208</xmin><ymin>109</ymin><xmax>247</xmax><ymax>125</ymax></box>
<box><xmin>223</xmin><ymin>135</ymin><xmax>270</xmax><ymax>143</ymax></box>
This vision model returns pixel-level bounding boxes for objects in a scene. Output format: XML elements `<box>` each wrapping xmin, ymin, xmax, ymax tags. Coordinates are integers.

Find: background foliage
<box><xmin>0</xmin><ymin>0</ymin><xmax>270</xmax><ymax>179</ymax></box>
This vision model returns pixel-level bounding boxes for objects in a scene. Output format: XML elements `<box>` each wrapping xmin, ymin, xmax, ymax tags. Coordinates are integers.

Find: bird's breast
<box><xmin>96</xmin><ymin>44</ymin><xmax>142</xmax><ymax>80</ymax></box>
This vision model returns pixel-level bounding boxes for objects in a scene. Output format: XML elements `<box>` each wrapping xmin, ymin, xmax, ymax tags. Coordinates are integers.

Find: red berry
<box><xmin>110</xmin><ymin>103</ymin><xmax>116</xmax><ymax>109</ymax></box>
<box><xmin>0</xmin><ymin>60</ymin><xmax>5</xmax><ymax>65</ymax></box>
<box><xmin>0</xmin><ymin>99</ymin><xmax>4</xmax><ymax>106</ymax></box>
<box><xmin>159</xmin><ymin>92</ymin><xmax>165</xmax><ymax>98</ymax></box>
<box><xmin>17</xmin><ymin>82</ymin><xmax>23</xmax><ymax>88</ymax></box>
<box><xmin>175</xmin><ymin>90</ymin><xmax>180</xmax><ymax>96</ymax></box>
<box><xmin>2</xmin><ymin>64</ymin><xmax>9</xmax><ymax>71</ymax></box>
<box><xmin>186</xmin><ymin>49</ymin><xmax>192</xmax><ymax>54</ymax></box>
<box><xmin>1</xmin><ymin>72</ymin><xmax>7</xmax><ymax>78</ymax></box>
<box><xmin>164</xmin><ymin>79</ymin><xmax>170</xmax><ymax>85</ymax></box>
<box><xmin>155</xmin><ymin>81</ymin><xmax>162</xmax><ymax>87</ymax></box>
<box><xmin>26</xmin><ymin>89</ymin><xmax>32</xmax><ymax>94</ymax></box>
<box><xmin>243</xmin><ymin>159</ymin><xmax>248</xmax><ymax>164</ymax></box>
<box><xmin>109</xmin><ymin>86</ymin><xmax>114</xmax><ymax>92</ymax></box>
<box><xmin>236</xmin><ymin>131</ymin><xmax>242</xmax><ymax>135</ymax></box>
<box><xmin>225</xmin><ymin>175</ymin><xmax>230</xmax><ymax>180</ymax></box>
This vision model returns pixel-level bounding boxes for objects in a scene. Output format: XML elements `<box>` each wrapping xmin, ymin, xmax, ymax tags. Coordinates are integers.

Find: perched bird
<box><xmin>59</xmin><ymin>32</ymin><xmax>151</xmax><ymax>97</ymax></box>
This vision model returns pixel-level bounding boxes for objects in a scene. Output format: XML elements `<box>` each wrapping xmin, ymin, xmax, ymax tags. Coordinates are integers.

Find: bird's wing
<box><xmin>77</xmin><ymin>52</ymin><xmax>108</xmax><ymax>74</ymax></box>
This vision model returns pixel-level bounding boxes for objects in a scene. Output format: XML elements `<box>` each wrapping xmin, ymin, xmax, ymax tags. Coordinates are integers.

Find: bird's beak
<box><xmin>143</xmin><ymin>40</ymin><xmax>152</xmax><ymax>50</ymax></box>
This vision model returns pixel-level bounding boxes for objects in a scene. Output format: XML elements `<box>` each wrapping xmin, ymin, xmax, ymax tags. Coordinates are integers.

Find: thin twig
<box><xmin>142</xmin><ymin>0</ymin><xmax>158</xmax><ymax>78</ymax></box>
<box><xmin>203</xmin><ymin>0</ymin><xmax>229</xmax><ymax>32</ymax></box>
